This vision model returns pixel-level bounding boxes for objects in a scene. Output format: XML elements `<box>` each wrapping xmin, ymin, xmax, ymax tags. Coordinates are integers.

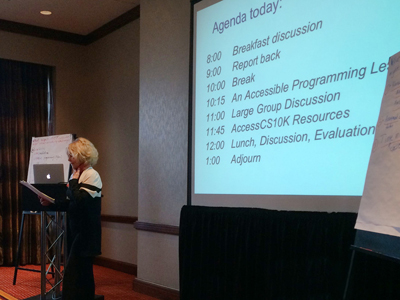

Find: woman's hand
<box><xmin>38</xmin><ymin>196</ymin><xmax>52</xmax><ymax>206</ymax></box>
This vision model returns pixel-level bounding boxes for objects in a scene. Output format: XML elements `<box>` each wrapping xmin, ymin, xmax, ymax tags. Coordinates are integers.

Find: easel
<box><xmin>343</xmin><ymin>230</ymin><xmax>400</xmax><ymax>300</ymax></box>
<box><xmin>343</xmin><ymin>52</ymin><xmax>400</xmax><ymax>299</ymax></box>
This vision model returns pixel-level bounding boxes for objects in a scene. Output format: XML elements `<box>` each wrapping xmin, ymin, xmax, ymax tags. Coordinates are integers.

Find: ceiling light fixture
<box><xmin>40</xmin><ymin>11</ymin><xmax>52</xmax><ymax>16</ymax></box>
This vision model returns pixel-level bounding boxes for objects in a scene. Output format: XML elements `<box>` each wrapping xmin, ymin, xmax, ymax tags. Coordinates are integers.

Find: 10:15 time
<box><xmin>207</xmin><ymin>96</ymin><xmax>225</xmax><ymax>107</ymax></box>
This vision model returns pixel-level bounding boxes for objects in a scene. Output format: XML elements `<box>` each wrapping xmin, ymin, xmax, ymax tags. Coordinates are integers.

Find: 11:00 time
<box><xmin>207</xmin><ymin>111</ymin><xmax>225</xmax><ymax>122</ymax></box>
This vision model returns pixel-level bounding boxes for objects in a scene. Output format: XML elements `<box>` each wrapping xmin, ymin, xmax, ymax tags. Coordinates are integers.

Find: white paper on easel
<box><xmin>26</xmin><ymin>134</ymin><xmax>73</xmax><ymax>184</ymax></box>
<box><xmin>355</xmin><ymin>51</ymin><xmax>400</xmax><ymax>237</ymax></box>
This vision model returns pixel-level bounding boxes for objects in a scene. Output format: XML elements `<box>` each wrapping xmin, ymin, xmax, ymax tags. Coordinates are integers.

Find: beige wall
<box><xmin>138</xmin><ymin>0</ymin><xmax>190</xmax><ymax>290</ymax></box>
<box><xmin>0</xmin><ymin>19</ymin><xmax>140</xmax><ymax>265</ymax></box>
<box><xmin>85</xmin><ymin>20</ymin><xmax>140</xmax><ymax>264</ymax></box>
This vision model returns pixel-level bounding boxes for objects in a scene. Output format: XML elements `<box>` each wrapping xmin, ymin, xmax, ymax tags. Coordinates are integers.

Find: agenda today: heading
<box><xmin>212</xmin><ymin>0</ymin><xmax>282</xmax><ymax>34</ymax></box>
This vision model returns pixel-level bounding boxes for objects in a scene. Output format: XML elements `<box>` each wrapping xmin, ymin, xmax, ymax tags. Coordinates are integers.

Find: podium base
<box><xmin>24</xmin><ymin>294</ymin><xmax>104</xmax><ymax>300</ymax></box>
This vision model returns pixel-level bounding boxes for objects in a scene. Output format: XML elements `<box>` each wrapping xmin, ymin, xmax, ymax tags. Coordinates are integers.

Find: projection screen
<box><xmin>190</xmin><ymin>0</ymin><xmax>400</xmax><ymax>211</ymax></box>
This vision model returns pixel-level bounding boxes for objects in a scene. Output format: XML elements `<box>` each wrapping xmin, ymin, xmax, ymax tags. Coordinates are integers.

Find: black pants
<box><xmin>62</xmin><ymin>238</ymin><xmax>95</xmax><ymax>300</ymax></box>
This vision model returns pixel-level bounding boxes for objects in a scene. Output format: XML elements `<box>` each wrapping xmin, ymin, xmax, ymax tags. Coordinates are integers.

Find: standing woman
<box><xmin>40</xmin><ymin>137</ymin><xmax>102</xmax><ymax>300</ymax></box>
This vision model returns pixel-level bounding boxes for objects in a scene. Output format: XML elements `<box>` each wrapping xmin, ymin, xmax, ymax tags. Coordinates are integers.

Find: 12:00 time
<box><xmin>206</xmin><ymin>140</ymin><xmax>225</xmax><ymax>150</ymax></box>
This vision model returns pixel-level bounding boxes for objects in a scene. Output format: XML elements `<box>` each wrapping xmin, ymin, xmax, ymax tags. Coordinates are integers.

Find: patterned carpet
<box><xmin>0</xmin><ymin>265</ymin><xmax>159</xmax><ymax>300</ymax></box>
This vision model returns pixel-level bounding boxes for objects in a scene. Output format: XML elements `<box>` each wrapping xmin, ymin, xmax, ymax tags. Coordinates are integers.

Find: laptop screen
<box><xmin>33</xmin><ymin>164</ymin><xmax>65</xmax><ymax>184</ymax></box>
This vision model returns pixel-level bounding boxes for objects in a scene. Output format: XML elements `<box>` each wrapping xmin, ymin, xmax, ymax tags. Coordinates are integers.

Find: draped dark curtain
<box><xmin>180</xmin><ymin>206</ymin><xmax>400</xmax><ymax>299</ymax></box>
<box><xmin>0</xmin><ymin>58</ymin><xmax>53</xmax><ymax>266</ymax></box>
<box><xmin>180</xmin><ymin>205</ymin><xmax>357</xmax><ymax>300</ymax></box>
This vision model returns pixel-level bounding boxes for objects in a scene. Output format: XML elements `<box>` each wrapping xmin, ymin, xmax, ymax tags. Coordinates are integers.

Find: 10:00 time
<box><xmin>207</xmin><ymin>80</ymin><xmax>225</xmax><ymax>93</ymax></box>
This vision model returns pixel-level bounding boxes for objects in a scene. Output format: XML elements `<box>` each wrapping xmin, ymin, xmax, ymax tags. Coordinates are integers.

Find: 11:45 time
<box><xmin>206</xmin><ymin>126</ymin><xmax>225</xmax><ymax>136</ymax></box>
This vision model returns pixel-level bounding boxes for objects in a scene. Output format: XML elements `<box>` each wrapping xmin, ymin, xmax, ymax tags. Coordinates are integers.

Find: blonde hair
<box><xmin>67</xmin><ymin>137</ymin><xmax>99</xmax><ymax>166</ymax></box>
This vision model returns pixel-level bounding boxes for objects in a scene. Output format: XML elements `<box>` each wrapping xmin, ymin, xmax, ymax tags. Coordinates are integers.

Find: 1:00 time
<box><xmin>206</xmin><ymin>156</ymin><xmax>220</xmax><ymax>165</ymax></box>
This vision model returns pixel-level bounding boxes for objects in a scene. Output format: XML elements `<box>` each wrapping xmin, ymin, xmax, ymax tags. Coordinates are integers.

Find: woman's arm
<box><xmin>67</xmin><ymin>178</ymin><xmax>92</xmax><ymax>204</ymax></box>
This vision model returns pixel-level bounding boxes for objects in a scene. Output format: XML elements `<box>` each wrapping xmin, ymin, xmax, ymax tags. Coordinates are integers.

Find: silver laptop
<box><xmin>33</xmin><ymin>164</ymin><xmax>64</xmax><ymax>184</ymax></box>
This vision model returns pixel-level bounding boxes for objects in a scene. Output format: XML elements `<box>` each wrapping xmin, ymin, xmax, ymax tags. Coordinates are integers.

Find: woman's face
<box><xmin>68</xmin><ymin>153</ymin><xmax>81</xmax><ymax>170</ymax></box>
